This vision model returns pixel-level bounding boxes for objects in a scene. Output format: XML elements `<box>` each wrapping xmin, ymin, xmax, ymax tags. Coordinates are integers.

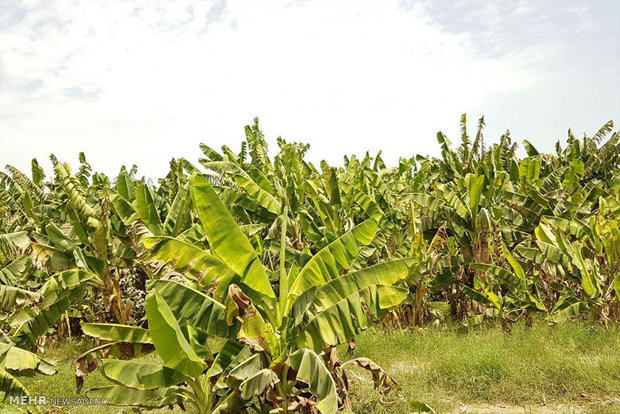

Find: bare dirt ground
<box><xmin>446</xmin><ymin>399</ymin><xmax>620</xmax><ymax>414</ymax></box>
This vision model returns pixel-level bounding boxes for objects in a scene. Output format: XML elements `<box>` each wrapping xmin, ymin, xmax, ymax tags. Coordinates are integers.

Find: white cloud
<box><xmin>0</xmin><ymin>0</ymin><xmax>618</xmax><ymax>178</ymax></box>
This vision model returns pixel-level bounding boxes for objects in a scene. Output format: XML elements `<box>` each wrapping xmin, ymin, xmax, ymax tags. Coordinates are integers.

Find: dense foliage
<box><xmin>0</xmin><ymin>116</ymin><xmax>618</xmax><ymax>413</ymax></box>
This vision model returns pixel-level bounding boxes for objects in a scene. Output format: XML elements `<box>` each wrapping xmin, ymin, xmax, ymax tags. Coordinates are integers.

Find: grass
<box><xmin>7</xmin><ymin>322</ymin><xmax>620</xmax><ymax>413</ymax></box>
<box><xmin>340</xmin><ymin>322</ymin><xmax>620</xmax><ymax>413</ymax></box>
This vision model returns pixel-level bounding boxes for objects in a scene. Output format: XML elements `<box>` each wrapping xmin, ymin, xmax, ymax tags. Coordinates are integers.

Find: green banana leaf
<box><xmin>81</xmin><ymin>323</ymin><xmax>151</xmax><ymax>343</ymax></box>
<box><xmin>99</xmin><ymin>359</ymin><xmax>187</xmax><ymax>390</ymax></box>
<box><xmin>287</xmin><ymin>219</ymin><xmax>378</xmax><ymax>303</ymax></box>
<box><xmin>190</xmin><ymin>173</ymin><xmax>275</xmax><ymax>299</ymax></box>
<box><xmin>146</xmin><ymin>279</ymin><xmax>231</xmax><ymax>337</ymax></box>
<box><xmin>86</xmin><ymin>385</ymin><xmax>185</xmax><ymax>407</ymax></box>
<box><xmin>145</xmin><ymin>292</ymin><xmax>207</xmax><ymax>378</ymax></box>
<box><xmin>287</xmin><ymin>348</ymin><xmax>338</xmax><ymax>414</ymax></box>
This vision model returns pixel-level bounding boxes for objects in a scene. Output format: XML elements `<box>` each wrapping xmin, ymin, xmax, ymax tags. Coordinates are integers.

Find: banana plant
<box><xmin>405</xmin><ymin>226</ymin><xmax>449</xmax><ymax>328</ymax></box>
<box><xmin>80</xmin><ymin>172</ymin><xmax>409</xmax><ymax>413</ymax></box>
<box><xmin>465</xmin><ymin>247</ymin><xmax>547</xmax><ymax>329</ymax></box>
<box><xmin>82</xmin><ymin>292</ymin><xmax>237</xmax><ymax>413</ymax></box>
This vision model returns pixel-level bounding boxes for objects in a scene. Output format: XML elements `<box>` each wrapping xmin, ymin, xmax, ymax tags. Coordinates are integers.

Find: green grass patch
<box><xmin>341</xmin><ymin>322</ymin><xmax>620</xmax><ymax>413</ymax></box>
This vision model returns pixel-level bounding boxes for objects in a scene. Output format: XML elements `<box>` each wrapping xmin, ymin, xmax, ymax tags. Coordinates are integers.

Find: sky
<box><xmin>1</xmin><ymin>0</ymin><xmax>619</xmax><ymax>179</ymax></box>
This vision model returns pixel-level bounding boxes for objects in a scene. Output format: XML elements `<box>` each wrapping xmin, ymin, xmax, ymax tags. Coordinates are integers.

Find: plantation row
<box><xmin>0</xmin><ymin>116</ymin><xmax>618</xmax><ymax>413</ymax></box>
